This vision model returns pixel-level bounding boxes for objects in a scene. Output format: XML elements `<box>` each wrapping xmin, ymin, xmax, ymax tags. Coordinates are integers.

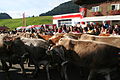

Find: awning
<box><xmin>79</xmin><ymin>15</ymin><xmax>120</xmax><ymax>22</ymax></box>
<box><xmin>16</xmin><ymin>26</ymin><xmax>26</xmax><ymax>30</ymax></box>
<box><xmin>26</xmin><ymin>25</ymin><xmax>41</xmax><ymax>29</ymax></box>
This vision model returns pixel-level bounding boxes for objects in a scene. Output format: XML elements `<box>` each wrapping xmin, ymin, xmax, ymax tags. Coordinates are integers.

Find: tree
<box><xmin>39</xmin><ymin>1</ymin><xmax>79</xmax><ymax>16</ymax></box>
<box><xmin>0</xmin><ymin>13</ymin><xmax>12</xmax><ymax>19</ymax></box>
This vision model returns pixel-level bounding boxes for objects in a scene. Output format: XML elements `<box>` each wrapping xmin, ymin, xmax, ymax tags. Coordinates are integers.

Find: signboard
<box><xmin>79</xmin><ymin>8</ymin><xmax>87</xmax><ymax>18</ymax></box>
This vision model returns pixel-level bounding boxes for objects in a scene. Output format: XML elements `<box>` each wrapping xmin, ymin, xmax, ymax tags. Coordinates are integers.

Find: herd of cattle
<box><xmin>0</xmin><ymin>32</ymin><xmax>120</xmax><ymax>80</ymax></box>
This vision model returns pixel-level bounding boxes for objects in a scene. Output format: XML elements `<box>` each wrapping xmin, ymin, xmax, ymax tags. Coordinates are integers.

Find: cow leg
<box><xmin>104</xmin><ymin>73</ymin><xmax>111</xmax><ymax>80</ymax></box>
<box><xmin>8</xmin><ymin>61</ymin><xmax>12</xmax><ymax>68</ymax></box>
<box><xmin>20</xmin><ymin>53</ymin><xmax>29</xmax><ymax>76</ymax></box>
<box><xmin>27</xmin><ymin>57</ymin><xmax>33</xmax><ymax>67</ymax></box>
<box><xmin>88</xmin><ymin>70</ymin><xmax>97</xmax><ymax>80</ymax></box>
<box><xmin>61</xmin><ymin>61</ymin><xmax>69</xmax><ymax>80</ymax></box>
<box><xmin>46</xmin><ymin>64</ymin><xmax>51</xmax><ymax>80</ymax></box>
<box><xmin>28</xmin><ymin>59</ymin><xmax>31</xmax><ymax>67</ymax></box>
<box><xmin>19</xmin><ymin>58</ymin><xmax>26</xmax><ymax>76</ymax></box>
<box><xmin>33</xmin><ymin>65</ymin><xmax>40</xmax><ymax>78</ymax></box>
<box><xmin>56</xmin><ymin>63</ymin><xmax>64</xmax><ymax>80</ymax></box>
<box><xmin>1</xmin><ymin>59</ymin><xmax>9</xmax><ymax>71</ymax></box>
<box><xmin>30</xmin><ymin>58</ymin><xmax>40</xmax><ymax>78</ymax></box>
<box><xmin>39</xmin><ymin>60</ymin><xmax>51</xmax><ymax>80</ymax></box>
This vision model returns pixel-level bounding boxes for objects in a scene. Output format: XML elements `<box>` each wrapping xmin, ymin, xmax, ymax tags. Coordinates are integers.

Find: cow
<box><xmin>48</xmin><ymin>33</ymin><xmax>82</xmax><ymax>45</ymax></box>
<box><xmin>63</xmin><ymin>33</ymin><xmax>82</xmax><ymax>40</ymax></box>
<box><xmin>37</xmin><ymin>34</ymin><xmax>52</xmax><ymax>40</ymax></box>
<box><xmin>0</xmin><ymin>35</ymin><xmax>11</xmax><ymax>71</ymax></box>
<box><xmin>47</xmin><ymin>38</ymin><xmax>120</xmax><ymax>80</ymax></box>
<box><xmin>79</xmin><ymin>34</ymin><xmax>120</xmax><ymax>48</ymax></box>
<box><xmin>48</xmin><ymin>33</ymin><xmax>65</xmax><ymax>45</ymax></box>
<box><xmin>21</xmin><ymin>38</ymin><xmax>51</xmax><ymax>80</ymax></box>
<box><xmin>0</xmin><ymin>36</ymin><xmax>29</xmax><ymax>76</ymax></box>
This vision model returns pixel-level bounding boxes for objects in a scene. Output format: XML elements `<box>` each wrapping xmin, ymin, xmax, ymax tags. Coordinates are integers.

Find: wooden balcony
<box><xmin>109</xmin><ymin>10</ymin><xmax>120</xmax><ymax>15</ymax></box>
<box><xmin>92</xmin><ymin>12</ymin><xmax>102</xmax><ymax>16</ymax></box>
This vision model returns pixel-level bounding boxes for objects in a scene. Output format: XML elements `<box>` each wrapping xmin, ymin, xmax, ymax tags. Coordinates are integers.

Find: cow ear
<box><xmin>70</xmin><ymin>40</ymin><xmax>76</xmax><ymax>45</ymax></box>
<box><xmin>69</xmin><ymin>40</ymin><xmax>76</xmax><ymax>48</ymax></box>
<box><xmin>60</xmin><ymin>45</ymin><xmax>64</xmax><ymax>49</ymax></box>
<box><xmin>60</xmin><ymin>45</ymin><xmax>66</xmax><ymax>52</ymax></box>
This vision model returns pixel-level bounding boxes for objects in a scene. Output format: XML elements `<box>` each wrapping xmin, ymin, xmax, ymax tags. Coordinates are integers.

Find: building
<box><xmin>53</xmin><ymin>0</ymin><xmax>120</xmax><ymax>27</ymax></box>
<box><xmin>80</xmin><ymin>0</ymin><xmax>120</xmax><ymax>25</ymax></box>
<box><xmin>53</xmin><ymin>13</ymin><xmax>83</xmax><ymax>27</ymax></box>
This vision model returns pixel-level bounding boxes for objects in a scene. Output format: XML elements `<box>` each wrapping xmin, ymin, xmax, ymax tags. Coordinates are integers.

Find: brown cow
<box><xmin>79</xmin><ymin>34</ymin><xmax>120</xmax><ymax>48</ymax></box>
<box><xmin>63</xmin><ymin>33</ymin><xmax>82</xmax><ymax>40</ymax></box>
<box><xmin>49</xmin><ymin>33</ymin><xmax>82</xmax><ymax>45</ymax></box>
<box><xmin>48</xmin><ymin>38</ymin><xmax>120</xmax><ymax>80</ymax></box>
<box><xmin>38</xmin><ymin>34</ymin><xmax>52</xmax><ymax>40</ymax></box>
<box><xmin>48</xmin><ymin>33</ymin><xmax>65</xmax><ymax>45</ymax></box>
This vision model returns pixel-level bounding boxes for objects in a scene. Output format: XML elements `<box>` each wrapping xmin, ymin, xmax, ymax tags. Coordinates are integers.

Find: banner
<box><xmin>79</xmin><ymin>8</ymin><xmax>87</xmax><ymax>18</ymax></box>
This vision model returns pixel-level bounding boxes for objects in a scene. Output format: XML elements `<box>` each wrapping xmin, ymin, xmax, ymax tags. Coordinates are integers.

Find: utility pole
<box><xmin>22</xmin><ymin>13</ymin><xmax>26</xmax><ymax>26</ymax></box>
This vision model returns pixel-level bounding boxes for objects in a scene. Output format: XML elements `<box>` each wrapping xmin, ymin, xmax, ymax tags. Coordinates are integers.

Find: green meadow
<box><xmin>0</xmin><ymin>16</ymin><xmax>53</xmax><ymax>29</ymax></box>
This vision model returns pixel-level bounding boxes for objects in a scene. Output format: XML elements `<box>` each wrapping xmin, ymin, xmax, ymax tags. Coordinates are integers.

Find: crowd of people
<box><xmin>15</xmin><ymin>22</ymin><xmax>120</xmax><ymax>36</ymax></box>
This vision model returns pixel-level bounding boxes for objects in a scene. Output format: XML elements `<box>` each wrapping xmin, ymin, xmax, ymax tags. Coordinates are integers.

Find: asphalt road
<box><xmin>0</xmin><ymin>63</ymin><xmax>82</xmax><ymax>80</ymax></box>
<box><xmin>0</xmin><ymin>62</ymin><xmax>119</xmax><ymax>80</ymax></box>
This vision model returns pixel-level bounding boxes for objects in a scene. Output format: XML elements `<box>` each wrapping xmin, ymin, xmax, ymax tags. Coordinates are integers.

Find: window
<box><xmin>92</xmin><ymin>6</ymin><xmax>100</xmax><ymax>12</ymax></box>
<box><xmin>58</xmin><ymin>19</ymin><xmax>72</xmax><ymax>27</ymax></box>
<box><xmin>111</xmin><ymin>4</ymin><xmax>120</xmax><ymax>10</ymax></box>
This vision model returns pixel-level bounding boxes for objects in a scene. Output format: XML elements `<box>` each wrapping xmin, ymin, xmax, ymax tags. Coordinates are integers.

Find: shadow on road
<box><xmin>0</xmin><ymin>63</ymin><xmax>119</xmax><ymax>80</ymax></box>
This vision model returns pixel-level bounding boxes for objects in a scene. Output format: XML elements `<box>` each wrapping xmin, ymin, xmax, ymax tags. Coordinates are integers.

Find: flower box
<box><xmin>109</xmin><ymin>10</ymin><xmax>120</xmax><ymax>15</ymax></box>
<box><xmin>92</xmin><ymin>12</ymin><xmax>102</xmax><ymax>16</ymax></box>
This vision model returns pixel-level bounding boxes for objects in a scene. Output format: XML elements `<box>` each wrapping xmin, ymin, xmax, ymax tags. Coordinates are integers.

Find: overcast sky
<box><xmin>0</xmin><ymin>0</ymin><xmax>70</xmax><ymax>18</ymax></box>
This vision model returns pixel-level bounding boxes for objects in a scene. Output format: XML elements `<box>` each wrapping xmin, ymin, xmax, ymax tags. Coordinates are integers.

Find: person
<box><xmin>57</xmin><ymin>27</ymin><xmax>62</xmax><ymax>33</ymax></box>
<box><xmin>113</xmin><ymin>24</ymin><xmax>120</xmax><ymax>35</ymax></box>
<box><xmin>61</xmin><ymin>25</ymin><xmax>67</xmax><ymax>33</ymax></box>
<box><xmin>107</xmin><ymin>25</ymin><xmax>113</xmax><ymax>34</ymax></box>
<box><xmin>100</xmin><ymin>27</ymin><xmax>106</xmax><ymax>34</ymax></box>
<box><xmin>30</xmin><ymin>28</ymin><xmax>35</xmax><ymax>33</ymax></box>
<box><xmin>101</xmin><ymin>21</ymin><xmax>110</xmax><ymax>34</ymax></box>
<box><xmin>45</xmin><ymin>28</ymin><xmax>53</xmax><ymax>35</ymax></box>
<box><xmin>102</xmin><ymin>22</ymin><xmax>110</xmax><ymax>29</ymax></box>
<box><xmin>53</xmin><ymin>28</ymin><xmax>58</xmax><ymax>34</ymax></box>
<box><xmin>69</xmin><ymin>26</ymin><xmax>74</xmax><ymax>33</ymax></box>
<box><xmin>72</xmin><ymin>27</ymin><xmax>80</xmax><ymax>33</ymax></box>
<box><xmin>94</xmin><ymin>27</ymin><xmax>100</xmax><ymax>35</ymax></box>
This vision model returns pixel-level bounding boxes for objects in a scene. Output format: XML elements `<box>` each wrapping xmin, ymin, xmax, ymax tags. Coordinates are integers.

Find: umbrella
<box><xmin>16</xmin><ymin>26</ymin><xmax>26</xmax><ymax>30</ymax></box>
<box><xmin>33</xmin><ymin>25</ymin><xmax>42</xmax><ymax>29</ymax></box>
<box><xmin>35</xmin><ymin>27</ymin><xmax>42</xmax><ymax>29</ymax></box>
<box><xmin>26</xmin><ymin>25</ymin><xmax>33</xmax><ymax>28</ymax></box>
<box><xmin>26</xmin><ymin>25</ymin><xmax>41</xmax><ymax>28</ymax></box>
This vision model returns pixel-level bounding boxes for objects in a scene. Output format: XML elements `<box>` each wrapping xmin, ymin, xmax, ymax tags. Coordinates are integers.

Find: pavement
<box><xmin>0</xmin><ymin>62</ymin><xmax>119</xmax><ymax>80</ymax></box>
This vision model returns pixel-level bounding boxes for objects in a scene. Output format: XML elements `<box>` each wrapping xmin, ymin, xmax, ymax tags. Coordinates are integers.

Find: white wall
<box><xmin>53</xmin><ymin>17</ymin><xmax>82</xmax><ymax>27</ymax></box>
<box><xmin>53</xmin><ymin>19</ymin><xmax>59</xmax><ymax>27</ymax></box>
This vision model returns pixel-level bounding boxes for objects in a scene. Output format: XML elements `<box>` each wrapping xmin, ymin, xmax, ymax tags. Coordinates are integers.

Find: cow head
<box><xmin>3</xmin><ymin>36</ymin><xmax>14</xmax><ymax>50</ymax></box>
<box><xmin>46</xmin><ymin>45</ymin><xmax>67</xmax><ymax>61</ymax></box>
<box><xmin>3</xmin><ymin>37</ymin><xmax>29</xmax><ymax>60</ymax></box>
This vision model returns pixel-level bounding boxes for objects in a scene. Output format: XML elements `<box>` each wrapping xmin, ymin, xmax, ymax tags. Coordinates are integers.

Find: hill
<box><xmin>0</xmin><ymin>16</ymin><xmax>52</xmax><ymax>29</ymax></box>
<box><xmin>0</xmin><ymin>13</ymin><xmax>12</xmax><ymax>19</ymax></box>
<box><xmin>40</xmin><ymin>1</ymin><xmax>79</xmax><ymax>16</ymax></box>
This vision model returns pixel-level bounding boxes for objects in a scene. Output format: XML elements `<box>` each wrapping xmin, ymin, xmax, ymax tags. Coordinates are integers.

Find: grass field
<box><xmin>0</xmin><ymin>16</ymin><xmax>53</xmax><ymax>29</ymax></box>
